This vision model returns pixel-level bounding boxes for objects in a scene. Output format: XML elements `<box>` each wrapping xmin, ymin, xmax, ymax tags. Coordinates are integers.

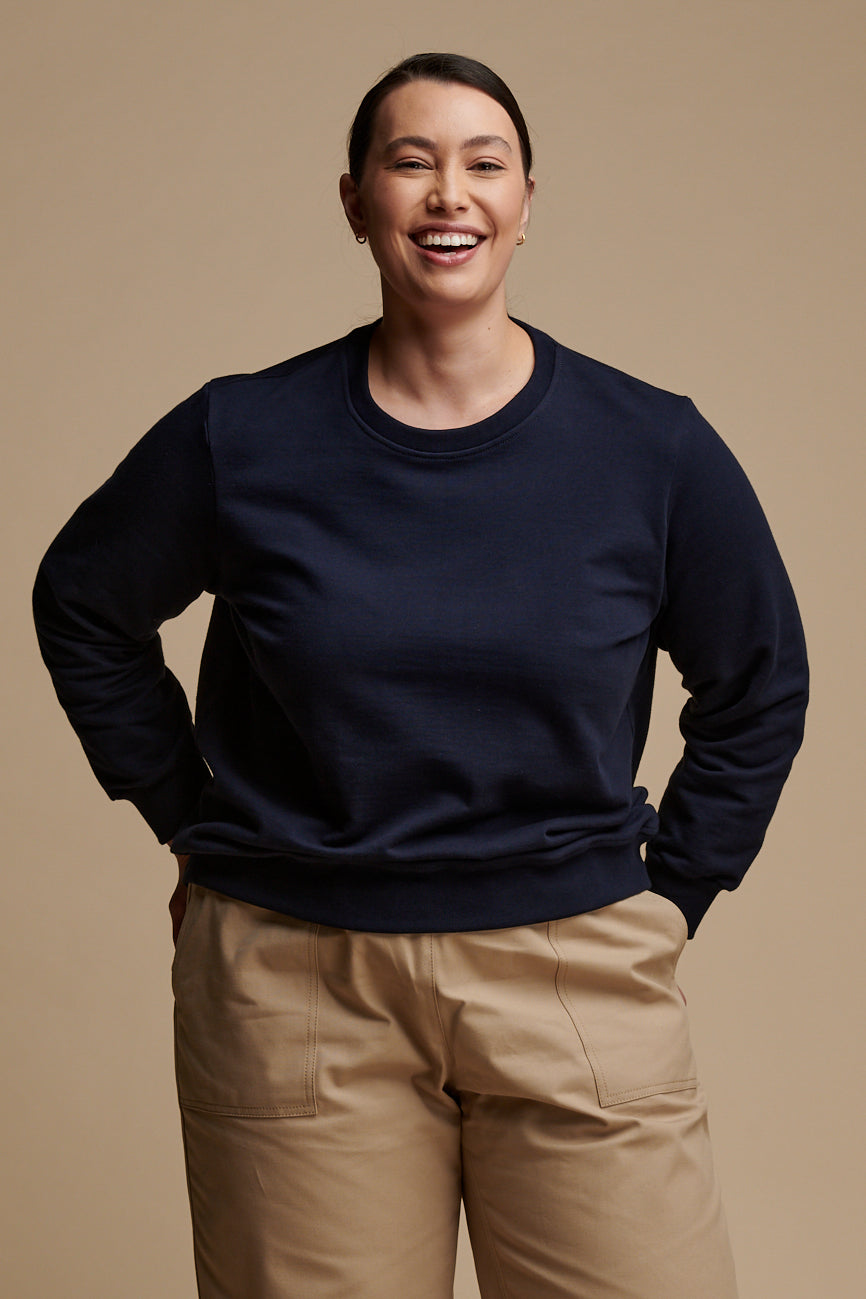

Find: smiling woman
<box><xmin>33</xmin><ymin>50</ymin><xmax>807</xmax><ymax>1299</ymax></box>
<box><xmin>339</xmin><ymin>69</ymin><xmax>535</xmax><ymax>427</ymax></box>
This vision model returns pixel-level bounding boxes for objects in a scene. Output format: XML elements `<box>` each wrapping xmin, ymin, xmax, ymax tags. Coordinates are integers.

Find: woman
<box><xmin>34</xmin><ymin>53</ymin><xmax>808</xmax><ymax>1299</ymax></box>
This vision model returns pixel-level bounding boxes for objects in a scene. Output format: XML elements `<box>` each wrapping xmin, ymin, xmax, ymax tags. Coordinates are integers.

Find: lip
<box><xmin>410</xmin><ymin>222</ymin><xmax>486</xmax><ymax>238</ymax></box>
<box><xmin>410</xmin><ymin>238</ymin><xmax>484</xmax><ymax>268</ymax></box>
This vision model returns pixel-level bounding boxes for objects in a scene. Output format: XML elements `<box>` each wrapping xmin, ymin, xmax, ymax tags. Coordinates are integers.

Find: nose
<box><xmin>426</xmin><ymin>162</ymin><xmax>469</xmax><ymax>213</ymax></box>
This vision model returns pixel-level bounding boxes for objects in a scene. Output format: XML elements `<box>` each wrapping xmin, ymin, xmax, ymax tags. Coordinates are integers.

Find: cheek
<box><xmin>369</xmin><ymin>198</ymin><xmax>409</xmax><ymax>244</ymax></box>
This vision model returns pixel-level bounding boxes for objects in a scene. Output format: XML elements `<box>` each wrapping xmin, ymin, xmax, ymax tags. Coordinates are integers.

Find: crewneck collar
<box><xmin>345</xmin><ymin>318</ymin><xmax>556</xmax><ymax>456</ymax></box>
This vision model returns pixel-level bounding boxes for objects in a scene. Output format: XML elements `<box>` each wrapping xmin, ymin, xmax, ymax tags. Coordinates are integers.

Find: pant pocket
<box><xmin>172</xmin><ymin>885</ymin><xmax>318</xmax><ymax>1117</ymax></box>
<box><xmin>547</xmin><ymin>890</ymin><xmax>697</xmax><ymax>1107</ymax></box>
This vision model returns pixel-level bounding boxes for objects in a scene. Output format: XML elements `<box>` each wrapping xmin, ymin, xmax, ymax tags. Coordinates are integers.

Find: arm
<box><xmin>645</xmin><ymin>402</ymin><xmax>809</xmax><ymax>936</ymax></box>
<box><xmin>32</xmin><ymin>386</ymin><xmax>218</xmax><ymax>844</ymax></box>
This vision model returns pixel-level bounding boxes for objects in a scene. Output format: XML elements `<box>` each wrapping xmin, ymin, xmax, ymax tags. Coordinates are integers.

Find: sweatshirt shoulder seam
<box><xmin>207</xmin><ymin>335</ymin><xmax>347</xmax><ymax>392</ymax></box>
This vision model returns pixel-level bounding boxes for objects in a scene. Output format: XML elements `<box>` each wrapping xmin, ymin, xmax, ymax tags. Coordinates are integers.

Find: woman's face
<box><xmin>340</xmin><ymin>79</ymin><xmax>533</xmax><ymax>317</ymax></box>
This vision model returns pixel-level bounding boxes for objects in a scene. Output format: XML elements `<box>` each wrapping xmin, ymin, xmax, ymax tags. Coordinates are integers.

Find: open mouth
<box><xmin>410</xmin><ymin>231</ymin><xmax>484</xmax><ymax>254</ymax></box>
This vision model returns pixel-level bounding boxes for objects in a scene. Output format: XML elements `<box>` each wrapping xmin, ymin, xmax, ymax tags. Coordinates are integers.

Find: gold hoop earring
<box><xmin>355</xmin><ymin>233</ymin><xmax>367</xmax><ymax>245</ymax></box>
<box><xmin>516</xmin><ymin>232</ymin><xmax>526</xmax><ymax>246</ymax></box>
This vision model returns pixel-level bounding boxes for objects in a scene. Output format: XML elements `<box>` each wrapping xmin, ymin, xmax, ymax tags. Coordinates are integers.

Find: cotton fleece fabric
<box><xmin>33</xmin><ymin>321</ymin><xmax>809</xmax><ymax>937</ymax></box>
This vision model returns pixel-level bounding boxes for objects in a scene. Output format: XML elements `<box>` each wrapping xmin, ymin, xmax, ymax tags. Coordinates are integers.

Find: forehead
<box><xmin>372</xmin><ymin>79</ymin><xmax>518</xmax><ymax>148</ymax></box>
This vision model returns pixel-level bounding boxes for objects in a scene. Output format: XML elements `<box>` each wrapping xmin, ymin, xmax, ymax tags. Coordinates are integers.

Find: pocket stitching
<box><xmin>548</xmin><ymin>916</ymin><xmax>698</xmax><ymax>1108</ymax></box>
<box><xmin>174</xmin><ymin>902</ymin><xmax>320</xmax><ymax>1119</ymax></box>
<box><xmin>178</xmin><ymin>1098</ymin><xmax>317</xmax><ymax>1117</ymax></box>
<box><xmin>548</xmin><ymin>920</ymin><xmax>611</xmax><ymax>1108</ymax></box>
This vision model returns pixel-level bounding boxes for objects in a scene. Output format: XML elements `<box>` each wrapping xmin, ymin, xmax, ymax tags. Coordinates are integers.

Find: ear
<box><xmin>519</xmin><ymin>176</ymin><xmax>535</xmax><ymax>241</ymax></box>
<box><xmin>339</xmin><ymin>173</ymin><xmax>366</xmax><ymax>240</ymax></box>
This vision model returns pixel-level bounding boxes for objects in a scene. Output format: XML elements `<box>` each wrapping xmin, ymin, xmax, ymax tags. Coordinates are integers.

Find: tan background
<box><xmin>3</xmin><ymin>1</ymin><xmax>864</xmax><ymax>1295</ymax></box>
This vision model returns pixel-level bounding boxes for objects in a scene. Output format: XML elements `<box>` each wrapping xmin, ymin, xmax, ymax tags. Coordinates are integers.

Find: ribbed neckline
<box><xmin>344</xmin><ymin>318</ymin><xmax>556</xmax><ymax>456</ymax></box>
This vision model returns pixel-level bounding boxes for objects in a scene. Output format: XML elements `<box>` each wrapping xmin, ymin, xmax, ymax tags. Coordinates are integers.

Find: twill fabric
<box><xmin>173</xmin><ymin>884</ymin><xmax>738</xmax><ymax>1299</ymax></box>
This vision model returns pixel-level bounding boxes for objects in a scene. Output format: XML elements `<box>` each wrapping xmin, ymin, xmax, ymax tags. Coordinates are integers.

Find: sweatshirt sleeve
<box><xmin>645</xmin><ymin>400</ymin><xmax>808</xmax><ymax>936</ymax></box>
<box><xmin>32</xmin><ymin>386</ymin><xmax>218</xmax><ymax>843</ymax></box>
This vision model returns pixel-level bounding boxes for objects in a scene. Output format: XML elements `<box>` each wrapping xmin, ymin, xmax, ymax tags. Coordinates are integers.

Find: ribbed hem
<box><xmin>183</xmin><ymin>842</ymin><xmax>653</xmax><ymax>934</ymax></box>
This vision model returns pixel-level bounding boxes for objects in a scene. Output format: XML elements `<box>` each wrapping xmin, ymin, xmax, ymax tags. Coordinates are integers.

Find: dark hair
<box><xmin>347</xmin><ymin>53</ymin><xmax>533</xmax><ymax>183</ymax></box>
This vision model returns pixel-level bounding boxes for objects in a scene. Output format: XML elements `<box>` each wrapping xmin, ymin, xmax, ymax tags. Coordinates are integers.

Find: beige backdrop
<box><xmin>4</xmin><ymin>2</ymin><xmax>864</xmax><ymax>1296</ymax></box>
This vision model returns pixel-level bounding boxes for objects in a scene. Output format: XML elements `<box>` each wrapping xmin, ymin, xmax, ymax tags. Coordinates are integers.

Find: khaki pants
<box><xmin>173</xmin><ymin>885</ymin><xmax>738</xmax><ymax>1298</ymax></box>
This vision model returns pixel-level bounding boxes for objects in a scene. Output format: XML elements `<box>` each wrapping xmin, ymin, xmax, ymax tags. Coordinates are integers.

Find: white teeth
<box><xmin>416</xmin><ymin>231</ymin><xmax>479</xmax><ymax>248</ymax></box>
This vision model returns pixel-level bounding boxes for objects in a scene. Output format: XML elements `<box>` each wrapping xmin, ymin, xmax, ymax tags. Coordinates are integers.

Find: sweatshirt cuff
<box><xmin>124</xmin><ymin>750</ymin><xmax>211</xmax><ymax>844</ymax></box>
<box><xmin>644</xmin><ymin>863</ymin><xmax>721</xmax><ymax>939</ymax></box>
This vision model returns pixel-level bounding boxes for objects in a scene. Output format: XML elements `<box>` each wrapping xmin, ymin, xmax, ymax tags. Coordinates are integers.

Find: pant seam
<box><xmin>177</xmin><ymin>1076</ymin><xmax>205</xmax><ymax>1297</ymax></box>
<box><xmin>428</xmin><ymin>933</ymin><xmax>458</xmax><ymax>1077</ymax></box>
<box><xmin>306</xmin><ymin>923</ymin><xmax>320</xmax><ymax>1113</ymax></box>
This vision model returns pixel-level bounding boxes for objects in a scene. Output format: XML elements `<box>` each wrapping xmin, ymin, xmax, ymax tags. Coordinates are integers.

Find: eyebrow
<box><xmin>383</xmin><ymin>134</ymin><xmax>513</xmax><ymax>154</ymax></box>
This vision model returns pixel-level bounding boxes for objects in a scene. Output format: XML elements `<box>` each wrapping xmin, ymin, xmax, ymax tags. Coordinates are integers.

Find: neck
<box><xmin>370</xmin><ymin>287</ymin><xmax>533</xmax><ymax>428</ymax></box>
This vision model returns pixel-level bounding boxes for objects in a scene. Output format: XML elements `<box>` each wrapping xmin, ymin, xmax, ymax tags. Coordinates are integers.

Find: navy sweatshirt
<box><xmin>33</xmin><ymin>321</ymin><xmax>808</xmax><ymax>936</ymax></box>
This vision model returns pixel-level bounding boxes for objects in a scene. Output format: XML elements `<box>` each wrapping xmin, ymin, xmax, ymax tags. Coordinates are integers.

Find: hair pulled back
<box><xmin>347</xmin><ymin>53</ymin><xmax>533</xmax><ymax>183</ymax></box>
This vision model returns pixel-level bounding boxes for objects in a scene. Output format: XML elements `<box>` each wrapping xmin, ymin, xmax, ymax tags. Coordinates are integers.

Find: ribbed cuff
<box><xmin>125</xmin><ymin>750</ymin><xmax>210</xmax><ymax>844</ymax></box>
<box><xmin>643</xmin><ymin>863</ymin><xmax>721</xmax><ymax>939</ymax></box>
